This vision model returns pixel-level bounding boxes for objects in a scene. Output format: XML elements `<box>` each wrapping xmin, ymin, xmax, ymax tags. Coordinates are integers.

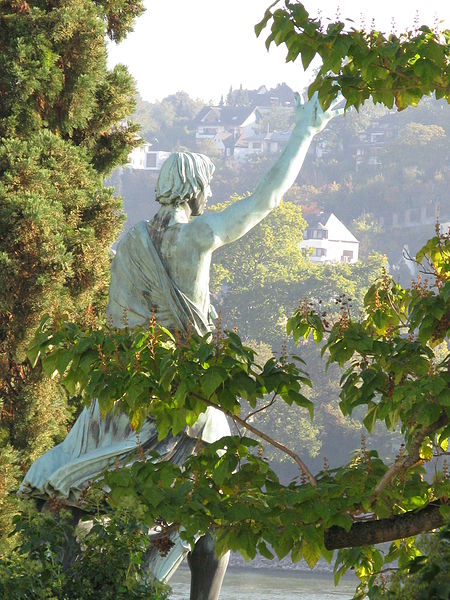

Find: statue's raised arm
<box><xmin>19</xmin><ymin>90</ymin><xmax>343</xmax><ymax>600</ymax></box>
<box><xmin>193</xmin><ymin>92</ymin><xmax>343</xmax><ymax>249</ymax></box>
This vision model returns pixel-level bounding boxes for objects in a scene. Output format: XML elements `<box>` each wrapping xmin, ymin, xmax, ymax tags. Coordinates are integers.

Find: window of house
<box><xmin>306</xmin><ymin>229</ymin><xmax>328</xmax><ymax>240</ymax></box>
<box><xmin>341</xmin><ymin>250</ymin><xmax>353</xmax><ymax>262</ymax></box>
<box><xmin>252</xmin><ymin>142</ymin><xmax>261</xmax><ymax>149</ymax></box>
<box><xmin>314</xmin><ymin>248</ymin><xmax>327</xmax><ymax>257</ymax></box>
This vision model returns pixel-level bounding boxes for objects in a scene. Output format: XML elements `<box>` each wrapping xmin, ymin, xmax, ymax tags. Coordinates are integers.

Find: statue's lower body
<box><xmin>188</xmin><ymin>533</ymin><xmax>230</xmax><ymax>600</ymax></box>
<box><xmin>20</xmin><ymin>400</ymin><xmax>231</xmax><ymax>599</ymax></box>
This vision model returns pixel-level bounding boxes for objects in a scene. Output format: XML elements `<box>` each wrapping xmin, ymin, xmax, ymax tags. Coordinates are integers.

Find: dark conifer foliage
<box><xmin>0</xmin><ymin>0</ymin><xmax>144</xmax><ymax>551</ymax></box>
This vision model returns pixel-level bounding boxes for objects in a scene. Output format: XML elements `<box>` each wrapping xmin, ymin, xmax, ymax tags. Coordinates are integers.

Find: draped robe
<box><xmin>19</xmin><ymin>220</ymin><xmax>230</xmax><ymax>581</ymax></box>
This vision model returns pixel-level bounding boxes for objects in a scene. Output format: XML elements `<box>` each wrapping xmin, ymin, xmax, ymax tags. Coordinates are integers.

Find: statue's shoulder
<box><xmin>182</xmin><ymin>215</ymin><xmax>217</xmax><ymax>249</ymax></box>
<box><xmin>120</xmin><ymin>220</ymin><xmax>151</xmax><ymax>242</ymax></box>
<box><xmin>114</xmin><ymin>221</ymin><xmax>153</xmax><ymax>258</ymax></box>
<box><xmin>131</xmin><ymin>220</ymin><xmax>151</xmax><ymax>235</ymax></box>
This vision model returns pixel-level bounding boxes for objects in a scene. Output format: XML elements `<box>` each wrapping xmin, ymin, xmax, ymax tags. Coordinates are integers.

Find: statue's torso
<box><xmin>147</xmin><ymin>213</ymin><xmax>214</xmax><ymax>323</ymax></box>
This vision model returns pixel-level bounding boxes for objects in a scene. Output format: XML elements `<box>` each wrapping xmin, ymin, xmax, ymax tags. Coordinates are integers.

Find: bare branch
<box><xmin>243</xmin><ymin>391</ymin><xmax>278</xmax><ymax>422</ymax></box>
<box><xmin>193</xmin><ymin>393</ymin><xmax>317</xmax><ymax>486</ymax></box>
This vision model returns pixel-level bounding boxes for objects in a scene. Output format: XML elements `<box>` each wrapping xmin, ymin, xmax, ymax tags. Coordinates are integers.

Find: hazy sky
<box><xmin>107</xmin><ymin>0</ymin><xmax>450</xmax><ymax>103</ymax></box>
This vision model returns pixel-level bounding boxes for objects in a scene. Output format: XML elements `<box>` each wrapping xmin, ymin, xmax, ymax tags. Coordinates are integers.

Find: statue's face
<box><xmin>189</xmin><ymin>185</ymin><xmax>212</xmax><ymax>216</ymax></box>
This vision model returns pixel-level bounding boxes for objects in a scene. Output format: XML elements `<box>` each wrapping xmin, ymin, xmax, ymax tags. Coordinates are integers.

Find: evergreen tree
<box><xmin>226</xmin><ymin>85</ymin><xmax>233</xmax><ymax>106</ymax></box>
<box><xmin>234</xmin><ymin>83</ymin><xmax>249</xmax><ymax>106</ymax></box>
<box><xmin>0</xmin><ymin>0</ymin><xmax>144</xmax><ymax>552</ymax></box>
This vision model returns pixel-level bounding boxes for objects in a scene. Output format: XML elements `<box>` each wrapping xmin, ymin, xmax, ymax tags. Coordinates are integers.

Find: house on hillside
<box><xmin>194</xmin><ymin>106</ymin><xmax>257</xmax><ymax>149</ymax></box>
<box><xmin>352</xmin><ymin>116</ymin><xmax>398</xmax><ymax>168</ymax></box>
<box><xmin>233</xmin><ymin>130</ymin><xmax>291</xmax><ymax>162</ymax></box>
<box><xmin>299</xmin><ymin>213</ymin><xmax>359</xmax><ymax>263</ymax></box>
<box><xmin>194</xmin><ymin>84</ymin><xmax>296</xmax><ymax>159</ymax></box>
<box><xmin>233</xmin><ymin>132</ymin><xmax>266</xmax><ymax>161</ymax></box>
<box><xmin>243</xmin><ymin>83</ymin><xmax>296</xmax><ymax>107</ymax></box>
<box><xmin>127</xmin><ymin>142</ymin><xmax>170</xmax><ymax>171</ymax></box>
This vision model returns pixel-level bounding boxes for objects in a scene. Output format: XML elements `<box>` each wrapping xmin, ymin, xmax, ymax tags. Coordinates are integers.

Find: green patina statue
<box><xmin>20</xmin><ymin>93</ymin><xmax>343</xmax><ymax>599</ymax></box>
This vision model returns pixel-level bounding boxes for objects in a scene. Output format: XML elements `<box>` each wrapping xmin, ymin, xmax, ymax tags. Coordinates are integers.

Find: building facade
<box><xmin>300</xmin><ymin>213</ymin><xmax>359</xmax><ymax>263</ymax></box>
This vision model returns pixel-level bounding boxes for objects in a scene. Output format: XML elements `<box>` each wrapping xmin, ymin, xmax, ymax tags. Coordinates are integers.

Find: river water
<box><xmin>169</xmin><ymin>567</ymin><xmax>357</xmax><ymax>599</ymax></box>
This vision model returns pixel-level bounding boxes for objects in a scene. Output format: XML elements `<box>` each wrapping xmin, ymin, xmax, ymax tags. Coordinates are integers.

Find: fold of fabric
<box><xmin>19</xmin><ymin>219</ymin><xmax>230</xmax><ymax>581</ymax></box>
<box><xmin>107</xmin><ymin>220</ymin><xmax>211</xmax><ymax>333</ymax></box>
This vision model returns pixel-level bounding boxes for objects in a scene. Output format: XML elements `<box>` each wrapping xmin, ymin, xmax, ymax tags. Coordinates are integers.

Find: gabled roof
<box><xmin>305</xmin><ymin>212</ymin><xmax>331</xmax><ymax>228</ymax></box>
<box><xmin>194</xmin><ymin>106</ymin><xmax>255</xmax><ymax>127</ymax></box>
<box><xmin>247</xmin><ymin>83</ymin><xmax>296</xmax><ymax>107</ymax></box>
<box><xmin>215</xmin><ymin>131</ymin><xmax>235</xmax><ymax>148</ymax></box>
<box><xmin>306</xmin><ymin>213</ymin><xmax>359</xmax><ymax>243</ymax></box>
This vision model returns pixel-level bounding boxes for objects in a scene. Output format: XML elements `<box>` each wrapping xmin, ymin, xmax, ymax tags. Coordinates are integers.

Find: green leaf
<box><xmin>419</xmin><ymin>438</ymin><xmax>433</xmax><ymax>461</ymax></box>
<box><xmin>300</xmin><ymin>46</ymin><xmax>316</xmax><ymax>70</ymax></box>
<box><xmin>288</xmin><ymin>390</ymin><xmax>314</xmax><ymax>419</ymax></box>
<box><xmin>327</xmin><ymin>512</ymin><xmax>353</xmax><ymax>532</ymax></box>
<box><xmin>257</xmin><ymin>540</ymin><xmax>275</xmax><ymax>560</ymax></box>
<box><xmin>273</xmin><ymin>532</ymin><xmax>293</xmax><ymax>560</ymax></box>
<box><xmin>291</xmin><ymin>542</ymin><xmax>303</xmax><ymax>563</ymax></box>
<box><xmin>202</xmin><ymin>366</ymin><xmax>227</xmax><ymax>398</ymax></box>
<box><xmin>363</xmin><ymin>403</ymin><xmax>379</xmax><ymax>433</ymax></box>
<box><xmin>254</xmin><ymin>1</ymin><xmax>279</xmax><ymax>37</ymax></box>
<box><xmin>302</xmin><ymin>535</ymin><xmax>322</xmax><ymax>568</ymax></box>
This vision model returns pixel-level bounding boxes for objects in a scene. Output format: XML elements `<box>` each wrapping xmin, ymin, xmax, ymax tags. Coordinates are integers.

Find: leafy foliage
<box><xmin>29</xmin><ymin>317</ymin><xmax>314</xmax><ymax>437</ymax></box>
<box><xmin>30</xmin><ymin>233</ymin><xmax>449</xmax><ymax>597</ymax></box>
<box><xmin>256</xmin><ymin>1</ymin><xmax>450</xmax><ymax>111</ymax></box>
<box><xmin>382</xmin><ymin>526</ymin><xmax>450</xmax><ymax>600</ymax></box>
<box><xmin>0</xmin><ymin>507</ymin><xmax>169</xmax><ymax>599</ymax></box>
<box><xmin>287</xmin><ymin>232</ymin><xmax>449</xmax><ymax>443</ymax></box>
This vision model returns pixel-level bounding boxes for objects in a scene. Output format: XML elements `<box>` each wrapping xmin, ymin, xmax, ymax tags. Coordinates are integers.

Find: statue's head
<box><xmin>155</xmin><ymin>152</ymin><xmax>215</xmax><ymax>216</ymax></box>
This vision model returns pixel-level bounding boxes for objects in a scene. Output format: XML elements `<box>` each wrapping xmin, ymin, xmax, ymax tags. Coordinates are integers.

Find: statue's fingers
<box><xmin>294</xmin><ymin>92</ymin><xmax>303</xmax><ymax>108</ymax></box>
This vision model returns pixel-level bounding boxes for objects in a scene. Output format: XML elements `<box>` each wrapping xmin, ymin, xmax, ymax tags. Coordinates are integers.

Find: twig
<box><xmin>243</xmin><ymin>391</ymin><xmax>278</xmax><ymax>422</ymax></box>
<box><xmin>373</xmin><ymin>414</ymin><xmax>449</xmax><ymax>500</ymax></box>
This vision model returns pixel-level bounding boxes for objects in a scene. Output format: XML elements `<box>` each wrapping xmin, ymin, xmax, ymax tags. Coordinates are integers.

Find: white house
<box><xmin>127</xmin><ymin>143</ymin><xmax>171</xmax><ymax>171</ymax></box>
<box><xmin>299</xmin><ymin>213</ymin><xmax>359</xmax><ymax>263</ymax></box>
<box><xmin>194</xmin><ymin>106</ymin><xmax>257</xmax><ymax>148</ymax></box>
<box><xmin>233</xmin><ymin>132</ymin><xmax>266</xmax><ymax>161</ymax></box>
<box><xmin>233</xmin><ymin>130</ymin><xmax>291</xmax><ymax>162</ymax></box>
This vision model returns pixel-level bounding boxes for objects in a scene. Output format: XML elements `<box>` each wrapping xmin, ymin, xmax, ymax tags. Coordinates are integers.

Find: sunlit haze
<box><xmin>107</xmin><ymin>0</ymin><xmax>450</xmax><ymax>103</ymax></box>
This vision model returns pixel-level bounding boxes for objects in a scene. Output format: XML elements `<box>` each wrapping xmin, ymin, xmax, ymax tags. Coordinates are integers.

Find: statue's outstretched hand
<box><xmin>294</xmin><ymin>91</ymin><xmax>344</xmax><ymax>133</ymax></box>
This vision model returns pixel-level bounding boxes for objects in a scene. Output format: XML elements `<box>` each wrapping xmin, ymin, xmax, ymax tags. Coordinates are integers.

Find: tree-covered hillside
<box><xmin>116</xmin><ymin>93</ymin><xmax>449</xmax><ymax>271</ymax></box>
<box><xmin>109</xmin><ymin>89</ymin><xmax>449</xmax><ymax>478</ymax></box>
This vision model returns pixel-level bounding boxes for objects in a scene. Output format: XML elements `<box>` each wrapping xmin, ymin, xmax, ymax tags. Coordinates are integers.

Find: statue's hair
<box><xmin>155</xmin><ymin>152</ymin><xmax>215</xmax><ymax>206</ymax></box>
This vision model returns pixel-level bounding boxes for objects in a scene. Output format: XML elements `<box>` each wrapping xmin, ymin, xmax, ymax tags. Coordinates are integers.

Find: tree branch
<box><xmin>325</xmin><ymin>503</ymin><xmax>445</xmax><ymax>550</ymax></box>
<box><xmin>374</xmin><ymin>414</ymin><xmax>449</xmax><ymax>499</ymax></box>
<box><xmin>243</xmin><ymin>391</ymin><xmax>278</xmax><ymax>422</ymax></box>
<box><xmin>193</xmin><ymin>393</ymin><xmax>317</xmax><ymax>486</ymax></box>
